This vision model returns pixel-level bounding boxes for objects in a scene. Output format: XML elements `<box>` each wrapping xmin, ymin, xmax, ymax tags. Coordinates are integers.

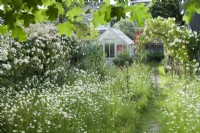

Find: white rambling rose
<box><xmin>0</xmin><ymin>70</ymin><xmax>3</xmax><ymax>75</ymax></box>
<box><xmin>2</xmin><ymin>63</ymin><xmax>12</xmax><ymax>70</ymax></box>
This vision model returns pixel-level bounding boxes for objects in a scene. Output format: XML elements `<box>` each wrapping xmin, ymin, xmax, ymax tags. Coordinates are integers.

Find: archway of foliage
<box><xmin>141</xmin><ymin>17</ymin><xmax>200</xmax><ymax>74</ymax></box>
<box><xmin>0</xmin><ymin>24</ymin><xmax>81</xmax><ymax>89</ymax></box>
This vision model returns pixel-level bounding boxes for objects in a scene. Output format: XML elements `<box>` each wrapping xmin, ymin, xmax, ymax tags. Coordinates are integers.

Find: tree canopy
<box><xmin>113</xmin><ymin>19</ymin><xmax>137</xmax><ymax>39</ymax></box>
<box><xmin>0</xmin><ymin>0</ymin><xmax>151</xmax><ymax>41</ymax></box>
<box><xmin>149</xmin><ymin>0</ymin><xmax>184</xmax><ymax>25</ymax></box>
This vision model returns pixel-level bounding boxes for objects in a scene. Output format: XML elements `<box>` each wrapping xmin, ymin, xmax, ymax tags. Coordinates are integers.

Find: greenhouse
<box><xmin>99</xmin><ymin>28</ymin><xmax>134</xmax><ymax>58</ymax></box>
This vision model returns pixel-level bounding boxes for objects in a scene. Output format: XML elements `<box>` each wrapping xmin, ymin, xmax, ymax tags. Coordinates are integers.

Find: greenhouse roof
<box><xmin>130</xmin><ymin>0</ymin><xmax>151</xmax><ymax>4</ymax></box>
<box><xmin>100</xmin><ymin>28</ymin><xmax>133</xmax><ymax>45</ymax></box>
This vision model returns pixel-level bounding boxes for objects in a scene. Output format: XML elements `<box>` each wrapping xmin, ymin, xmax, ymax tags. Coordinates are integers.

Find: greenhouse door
<box><xmin>105</xmin><ymin>43</ymin><xmax>115</xmax><ymax>58</ymax></box>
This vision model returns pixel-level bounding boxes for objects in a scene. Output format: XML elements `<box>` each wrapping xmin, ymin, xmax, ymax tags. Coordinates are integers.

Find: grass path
<box><xmin>138</xmin><ymin>63</ymin><xmax>164</xmax><ymax>133</ymax></box>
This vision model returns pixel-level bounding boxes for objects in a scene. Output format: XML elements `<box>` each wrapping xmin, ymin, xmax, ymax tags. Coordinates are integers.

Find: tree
<box><xmin>0</xmin><ymin>0</ymin><xmax>151</xmax><ymax>41</ymax></box>
<box><xmin>113</xmin><ymin>19</ymin><xmax>136</xmax><ymax>39</ymax></box>
<box><xmin>149</xmin><ymin>0</ymin><xmax>184</xmax><ymax>25</ymax></box>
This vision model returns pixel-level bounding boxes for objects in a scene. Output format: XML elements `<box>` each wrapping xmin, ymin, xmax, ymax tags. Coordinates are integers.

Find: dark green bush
<box><xmin>147</xmin><ymin>52</ymin><xmax>164</xmax><ymax>62</ymax></box>
<box><xmin>113</xmin><ymin>51</ymin><xmax>133</xmax><ymax>67</ymax></box>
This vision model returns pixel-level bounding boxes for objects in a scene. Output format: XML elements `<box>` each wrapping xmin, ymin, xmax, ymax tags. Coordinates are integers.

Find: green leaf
<box><xmin>12</xmin><ymin>26</ymin><xmax>27</xmax><ymax>41</ymax></box>
<box><xmin>45</xmin><ymin>5</ymin><xmax>59</xmax><ymax>21</ymax></box>
<box><xmin>57</xmin><ymin>21</ymin><xmax>76</xmax><ymax>36</ymax></box>
<box><xmin>92</xmin><ymin>12</ymin><xmax>107</xmax><ymax>27</ymax></box>
<box><xmin>4</xmin><ymin>10</ymin><xmax>17</xmax><ymax>29</ymax></box>
<box><xmin>66</xmin><ymin>0</ymin><xmax>72</xmax><ymax>7</ymax></box>
<box><xmin>66</xmin><ymin>7</ymin><xmax>84</xmax><ymax>21</ymax></box>
<box><xmin>126</xmin><ymin>3</ymin><xmax>151</xmax><ymax>27</ymax></box>
<box><xmin>111</xmin><ymin>6</ymin><xmax>125</xmax><ymax>22</ymax></box>
<box><xmin>0</xmin><ymin>25</ymin><xmax>9</xmax><ymax>36</ymax></box>
<box><xmin>23</xmin><ymin>0</ymin><xmax>42</xmax><ymax>10</ymax></box>
<box><xmin>20</xmin><ymin>13</ymin><xmax>35</xmax><ymax>27</ymax></box>
<box><xmin>183</xmin><ymin>1</ymin><xmax>195</xmax><ymax>24</ymax></box>
<box><xmin>55</xmin><ymin>2</ymin><xmax>64</xmax><ymax>15</ymax></box>
<box><xmin>42</xmin><ymin>0</ymin><xmax>56</xmax><ymax>6</ymax></box>
<box><xmin>33</xmin><ymin>10</ymin><xmax>48</xmax><ymax>22</ymax></box>
<box><xmin>92</xmin><ymin>5</ymin><xmax>111</xmax><ymax>27</ymax></box>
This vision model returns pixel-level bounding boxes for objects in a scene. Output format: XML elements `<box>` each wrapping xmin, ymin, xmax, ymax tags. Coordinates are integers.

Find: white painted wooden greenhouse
<box><xmin>99</xmin><ymin>28</ymin><xmax>134</xmax><ymax>58</ymax></box>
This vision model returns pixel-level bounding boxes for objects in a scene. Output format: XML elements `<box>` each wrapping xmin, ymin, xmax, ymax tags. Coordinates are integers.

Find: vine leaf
<box><xmin>12</xmin><ymin>26</ymin><xmax>27</xmax><ymax>41</ymax></box>
<box><xmin>57</xmin><ymin>21</ymin><xmax>76</xmax><ymax>36</ymax></box>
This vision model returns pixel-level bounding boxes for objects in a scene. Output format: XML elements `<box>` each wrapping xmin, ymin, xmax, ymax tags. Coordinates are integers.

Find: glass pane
<box><xmin>117</xmin><ymin>45</ymin><xmax>123</xmax><ymax>55</ymax></box>
<box><xmin>123</xmin><ymin>45</ymin><xmax>127</xmax><ymax>51</ymax></box>
<box><xmin>105</xmin><ymin>43</ymin><xmax>109</xmax><ymax>57</ymax></box>
<box><xmin>110</xmin><ymin>43</ymin><xmax>115</xmax><ymax>57</ymax></box>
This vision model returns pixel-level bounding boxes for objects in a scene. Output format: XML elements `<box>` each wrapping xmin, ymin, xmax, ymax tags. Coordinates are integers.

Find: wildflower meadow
<box><xmin>1</xmin><ymin>16</ymin><xmax>200</xmax><ymax>133</ymax></box>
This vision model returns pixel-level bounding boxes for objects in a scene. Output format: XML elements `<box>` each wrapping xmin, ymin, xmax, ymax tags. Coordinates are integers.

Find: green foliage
<box><xmin>78</xmin><ymin>44</ymin><xmax>106</xmax><ymax>77</ymax></box>
<box><xmin>74</xmin><ymin>22</ymin><xmax>99</xmax><ymax>41</ymax></box>
<box><xmin>143</xmin><ymin>17</ymin><xmax>200</xmax><ymax>74</ymax></box>
<box><xmin>0</xmin><ymin>0</ymin><xmax>151</xmax><ymax>40</ymax></box>
<box><xmin>183</xmin><ymin>0</ymin><xmax>200</xmax><ymax>24</ymax></box>
<box><xmin>126</xmin><ymin>3</ymin><xmax>151</xmax><ymax>27</ymax></box>
<box><xmin>149</xmin><ymin>0</ymin><xmax>183</xmax><ymax>25</ymax></box>
<box><xmin>113</xmin><ymin>51</ymin><xmax>133</xmax><ymax>67</ymax></box>
<box><xmin>113</xmin><ymin>19</ymin><xmax>136</xmax><ymax>39</ymax></box>
<box><xmin>11</xmin><ymin>26</ymin><xmax>27</xmax><ymax>41</ymax></box>
<box><xmin>147</xmin><ymin>51</ymin><xmax>164</xmax><ymax>62</ymax></box>
<box><xmin>57</xmin><ymin>21</ymin><xmax>76</xmax><ymax>36</ymax></box>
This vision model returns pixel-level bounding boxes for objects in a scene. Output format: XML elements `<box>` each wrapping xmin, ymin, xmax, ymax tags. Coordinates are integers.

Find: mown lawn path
<box><xmin>138</xmin><ymin>65</ymin><xmax>163</xmax><ymax>133</ymax></box>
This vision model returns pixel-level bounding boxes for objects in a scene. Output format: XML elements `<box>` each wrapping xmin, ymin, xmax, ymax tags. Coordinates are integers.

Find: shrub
<box><xmin>0</xmin><ymin>24</ymin><xmax>80</xmax><ymax>89</ymax></box>
<box><xmin>147</xmin><ymin>51</ymin><xmax>164</xmax><ymax>62</ymax></box>
<box><xmin>78</xmin><ymin>44</ymin><xmax>106</xmax><ymax>77</ymax></box>
<box><xmin>113</xmin><ymin>51</ymin><xmax>133</xmax><ymax>67</ymax></box>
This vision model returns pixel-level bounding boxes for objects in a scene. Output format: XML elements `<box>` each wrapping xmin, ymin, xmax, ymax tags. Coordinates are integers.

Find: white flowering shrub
<box><xmin>0</xmin><ymin>24</ymin><xmax>81</xmax><ymax>88</ymax></box>
<box><xmin>161</xmin><ymin>78</ymin><xmax>200</xmax><ymax>132</ymax></box>
<box><xmin>142</xmin><ymin>17</ymin><xmax>200</xmax><ymax>74</ymax></box>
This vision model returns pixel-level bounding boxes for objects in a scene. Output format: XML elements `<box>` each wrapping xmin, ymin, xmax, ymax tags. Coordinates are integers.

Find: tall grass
<box><xmin>160</xmin><ymin>74</ymin><xmax>200</xmax><ymax>133</ymax></box>
<box><xmin>0</xmin><ymin>64</ymin><xmax>152</xmax><ymax>133</ymax></box>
